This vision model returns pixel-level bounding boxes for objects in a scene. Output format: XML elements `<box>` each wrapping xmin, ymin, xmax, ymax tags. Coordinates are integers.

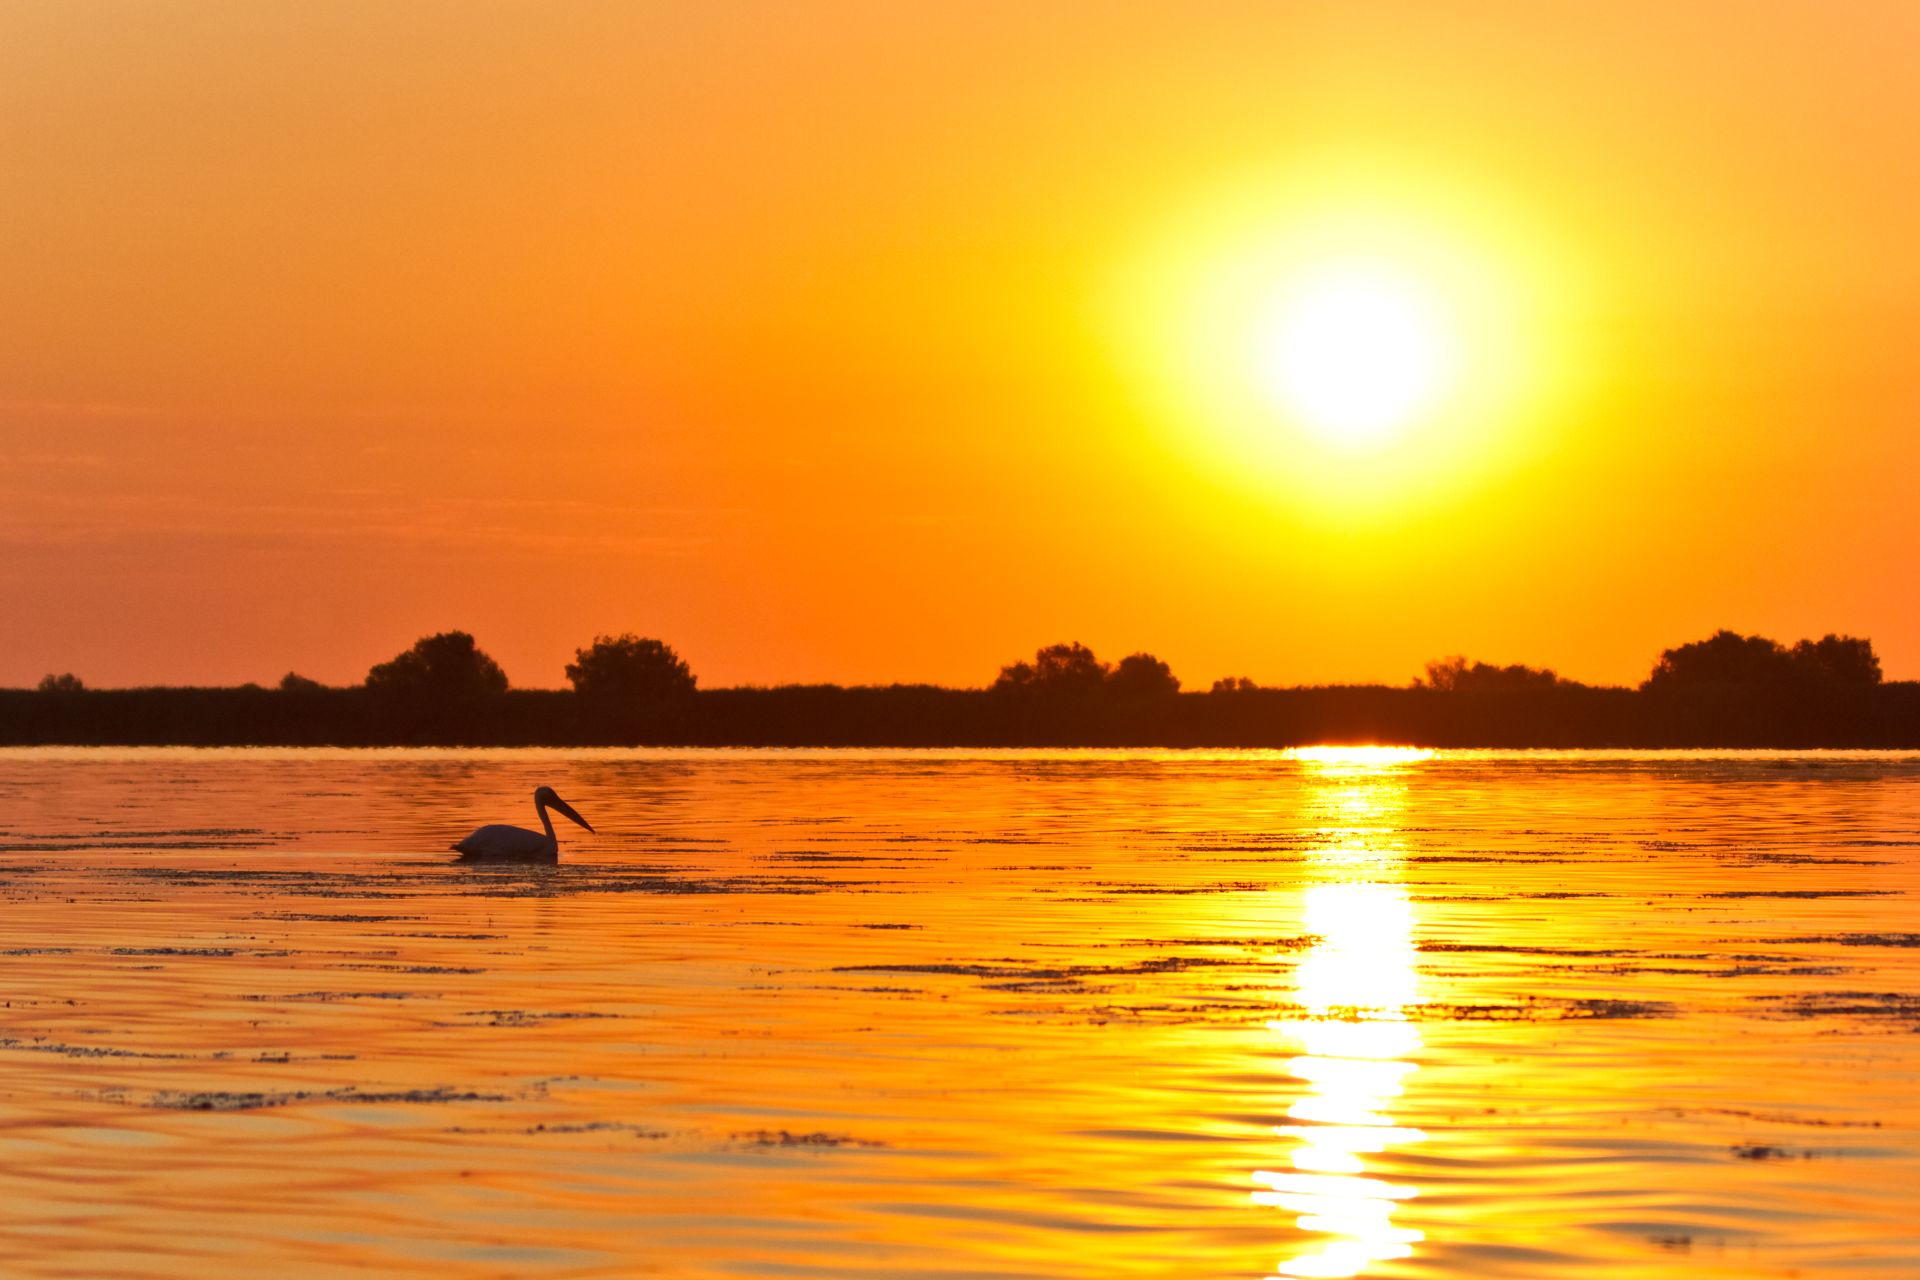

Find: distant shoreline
<box><xmin>7</xmin><ymin>682</ymin><xmax>1918</xmax><ymax>749</ymax></box>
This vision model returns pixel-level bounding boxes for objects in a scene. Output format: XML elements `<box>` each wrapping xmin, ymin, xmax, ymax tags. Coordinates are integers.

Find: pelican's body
<box><xmin>453</xmin><ymin>786</ymin><xmax>594</xmax><ymax>862</ymax></box>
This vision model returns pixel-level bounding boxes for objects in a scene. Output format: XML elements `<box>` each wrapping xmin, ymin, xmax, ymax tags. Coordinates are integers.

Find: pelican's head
<box><xmin>535</xmin><ymin>785</ymin><xmax>595</xmax><ymax>833</ymax></box>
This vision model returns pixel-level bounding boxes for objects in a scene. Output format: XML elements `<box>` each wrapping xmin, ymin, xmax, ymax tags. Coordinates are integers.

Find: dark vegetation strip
<box><xmin>9</xmin><ymin>682</ymin><xmax>1920</xmax><ymax>747</ymax></box>
<box><xmin>10</xmin><ymin>628</ymin><xmax>1917</xmax><ymax>748</ymax></box>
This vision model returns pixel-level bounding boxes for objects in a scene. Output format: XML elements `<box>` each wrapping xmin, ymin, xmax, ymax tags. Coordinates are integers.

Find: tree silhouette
<box><xmin>567</xmin><ymin>634</ymin><xmax>697</xmax><ymax>705</ymax></box>
<box><xmin>1644</xmin><ymin>630</ymin><xmax>1794</xmax><ymax>689</ymax></box>
<box><xmin>1790</xmin><ymin>634</ymin><xmax>1881</xmax><ymax>686</ymax></box>
<box><xmin>279</xmin><ymin>672</ymin><xmax>325</xmax><ymax>693</ymax></box>
<box><xmin>1646</xmin><ymin>630</ymin><xmax>1884</xmax><ymax>692</ymax></box>
<box><xmin>366</xmin><ymin>631</ymin><xmax>508</xmax><ymax>700</ymax></box>
<box><xmin>992</xmin><ymin>660</ymin><xmax>1036</xmax><ymax>690</ymax></box>
<box><xmin>992</xmin><ymin>642</ymin><xmax>1108</xmax><ymax>693</ymax></box>
<box><xmin>36</xmin><ymin>673</ymin><xmax>83</xmax><ymax>694</ymax></box>
<box><xmin>1210</xmin><ymin>676</ymin><xmax>1259</xmax><ymax>694</ymax></box>
<box><xmin>1033</xmin><ymin>642</ymin><xmax>1106</xmax><ymax>689</ymax></box>
<box><xmin>1108</xmin><ymin>652</ymin><xmax>1180</xmax><ymax>697</ymax></box>
<box><xmin>1420</xmin><ymin>655</ymin><xmax>1566</xmax><ymax>692</ymax></box>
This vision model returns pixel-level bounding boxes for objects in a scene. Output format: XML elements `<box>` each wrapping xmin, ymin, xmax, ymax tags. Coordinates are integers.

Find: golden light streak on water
<box><xmin>1262</xmin><ymin>751</ymin><xmax>1427</xmax><ymax>1279</ymax></box>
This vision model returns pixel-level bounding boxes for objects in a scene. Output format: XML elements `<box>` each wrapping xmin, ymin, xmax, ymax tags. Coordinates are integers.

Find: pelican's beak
<box><xmin>548</xmin><ymin>793</ymin><xmax>594</xmax><ymax>833</ymax></box>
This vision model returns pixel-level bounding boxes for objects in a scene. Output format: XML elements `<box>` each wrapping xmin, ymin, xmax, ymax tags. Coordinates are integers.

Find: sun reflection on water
<box><xmin>1286</xmin><ymin>746</ymin><xmax>1436</xmax><ymax>768</ymax></box>
<box><xmin>1259</xmin><ymin>752</ymin><xmax>1427</xmax><ymax>1279</ymax></box>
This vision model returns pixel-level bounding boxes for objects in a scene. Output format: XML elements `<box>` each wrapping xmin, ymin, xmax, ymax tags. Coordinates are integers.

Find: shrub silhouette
<box><xmin>1643</xmin><ymin>630</ymin><xmax>1794</xmax><ymax>690</ymax></box>
<box><xmin>1210</xmin><ymin>676</ymin><xmax>1259</xmax><ymax>694</ymax></box>
<box><xmin>991</xmin><ymin>661</ymin><xmax>1034</xmax><ymax>691</ymax></box>
<box><xmin>992</xmin><ymin>642</ymin><xmax>1108</xmax><ymax>694</ymax></box>
<box><xmin>37</xmin><ymin>673</ymin><xmax>84</xmax><ymax>694</ymax></box>
<box><xmin>366</xmin><ymin>631</ymin><xmax>508</xmax><ymax>700</ymax></box>
<box><xmin>1420</xmin><ymin>655</ymin><xmax>1567</xmax><ymax>692</ymax></box>
<box><xmin>1642</xmin><ymin>630</ymin><xmax>1881</xmax><ymax>691</ymax></box>
<box><xmin>1789</xmin><ymin>634</ymin><xmax>1881</xmax><ymax>685</ymax></box>
<box><xmin>1108</xmin><ymin>652</ymin><xmax>1180</xmax><ymax>697</ymax></box>
<box><xmin>278</xmin><ymin>672</ymin><xmax>326</xmax><ymax>693</ymax></box>
<box><xmin>567</xmin><ymin>634</ymin><xmax>697</xmax><ymax>706</ymax></box>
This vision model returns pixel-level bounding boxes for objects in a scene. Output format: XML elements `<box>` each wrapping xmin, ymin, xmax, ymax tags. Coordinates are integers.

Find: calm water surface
<box><xmin>0</xmin><ymin>748</ymin><xmax>1916</xmax><ymax>1278</ymax></box>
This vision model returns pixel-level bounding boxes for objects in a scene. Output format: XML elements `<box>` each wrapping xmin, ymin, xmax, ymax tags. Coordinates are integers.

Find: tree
<box><xmin>1643</xmin><ymin>630</ymin><xmax>1794</xmax><ymax>690</ymax></box>
<box><xmin>365</xmin><ymin>631</ymin><xmax>508</xmax><ymax>700</ymax></box>
<box><xmin>992</xmin><ymin>660</ymin><xmax>1036</xmax><ymax>691</ymax></box>
<box><xmin>1420</xmin><ymin>655</ymin><xmax>1565</xmax><ymax>693</ymax></box>
<box><xmin>1646</xmin><ymin>630</ymin><xmax>1883</xmax><ymax>692</ymax></box>
<box><xmin>1032</xmin><ymin>642</ymin><xmax>1107</xmax><ymax>689</ymax></box>
<box><xmin>36</xmin><ymin>673</ymin><xmax>84</xmax><ymax>693</ymax></box>
<box><xmin>1210</xmin><ymin>676</ymin><xmax>1259</xmax><ymax>694</ymax></box>
<box><xmin>279</xmin><ymin>672</ymin><xmax>326</xmax><ymax>693</ymax></box>
<box><xmin>566</xmin><ymin>634</ymin><xmax>697</xmax><ymax>705</ymax></box>
<box><xmin>1789</xmin><ymin>634</ymin><xmax>1881</xmax><ymax>686</ymax></box>
<box><xmin>992</xmin><ymin>642</ymin><xmax>1108</xmax><ymax>693</ymax></box>
<box><xmin>1107</xmin><ymin>652</ymin><xmax>1180</xmax><ymax>697</ymax></box>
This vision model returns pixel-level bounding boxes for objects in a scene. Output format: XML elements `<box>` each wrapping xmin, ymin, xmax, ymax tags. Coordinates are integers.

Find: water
<box><xmin>1</xmin><ymin>748</ymin><xmax>1916</xmax><ymax>1278</ymax></box>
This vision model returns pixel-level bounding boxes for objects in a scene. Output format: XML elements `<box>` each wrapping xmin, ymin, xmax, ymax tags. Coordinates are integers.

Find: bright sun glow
<box><xmin>1115</xmin><ymin>169</ymin><xmax>1579</xmax><ymax>518</ymax></box>
<box><xmin>1253</xmin><ymin>264</ymin><xmax>1457</xmax><ymax>447</ymax></box>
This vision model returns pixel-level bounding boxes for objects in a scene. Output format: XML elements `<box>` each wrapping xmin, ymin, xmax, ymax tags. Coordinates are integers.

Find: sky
<box><xmin>4</xmin><ymin>2</ymin><xmax>1918</xmax><ymax>690</ymax></box>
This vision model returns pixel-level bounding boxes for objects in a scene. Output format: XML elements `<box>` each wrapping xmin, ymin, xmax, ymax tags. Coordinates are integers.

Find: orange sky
<box><xmin>5</xmin><ymin>3</ymin><xmax>1918</xmax><ymax>690</ymax></box>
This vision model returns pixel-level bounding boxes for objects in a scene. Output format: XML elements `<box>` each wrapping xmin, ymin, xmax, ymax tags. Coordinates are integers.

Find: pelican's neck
<box><xmin>537</xmin><ymin>797</ymin><xmax>557</xmax><ymax>844</ymax></box>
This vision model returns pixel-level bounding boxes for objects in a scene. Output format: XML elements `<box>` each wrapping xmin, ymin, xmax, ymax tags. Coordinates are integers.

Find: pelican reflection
<box><xmin>1258</xmin><ymin>750</ymin><xmax>1427</xmax><ymax>1279</ymax></box>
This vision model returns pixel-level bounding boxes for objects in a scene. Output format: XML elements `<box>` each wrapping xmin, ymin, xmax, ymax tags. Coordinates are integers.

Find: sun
<box><xmin>1112</xmin><ymin>169</ymin><xmax>1579</xmax><ymax>518</ymax></box>
<box><xmin>1251</xmin><ymin>264</ymin><xmax>1457</xmax><ymax>447</ymax></box>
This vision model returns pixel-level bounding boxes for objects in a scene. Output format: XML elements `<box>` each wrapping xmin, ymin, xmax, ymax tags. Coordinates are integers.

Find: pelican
<box><xmin>452</xmin><ymin>786</ymin><xmax>594</xmax><ymax>862</ymax></box>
